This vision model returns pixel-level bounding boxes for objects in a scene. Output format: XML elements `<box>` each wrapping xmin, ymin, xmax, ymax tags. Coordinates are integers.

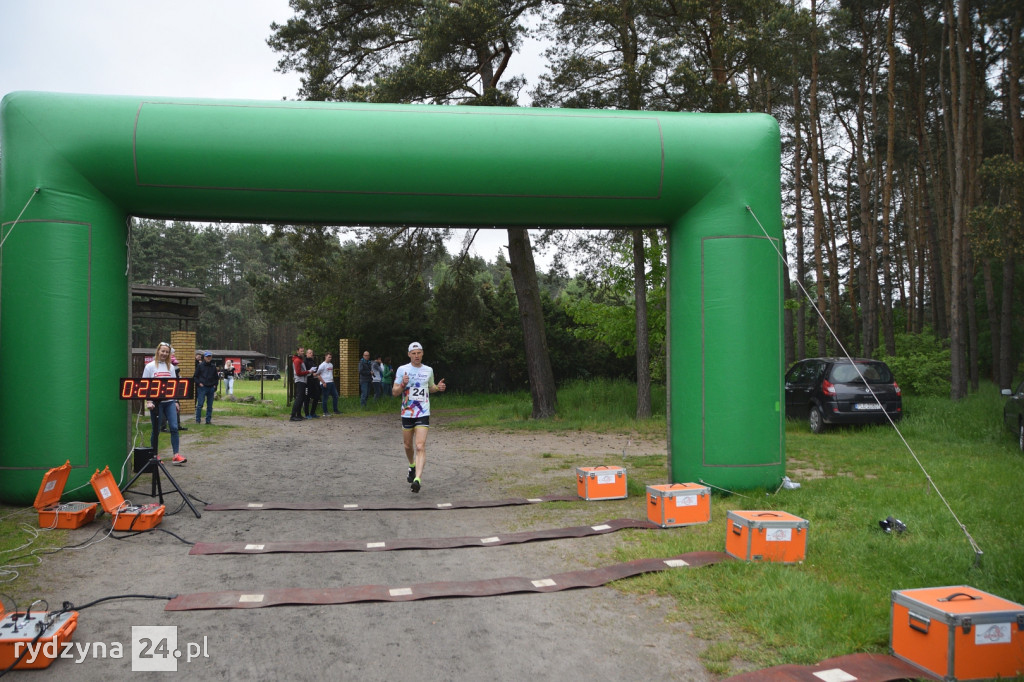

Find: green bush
<box><xmin>882</xmin><ymin>331</ymin><xmax>951</xmax><ymax>397</ymax></box>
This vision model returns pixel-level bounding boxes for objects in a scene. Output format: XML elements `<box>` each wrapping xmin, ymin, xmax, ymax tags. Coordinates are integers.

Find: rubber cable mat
<box><xmin>165</xmin><ymin>551</ymin><xmax>730</xmax><ymax>611</ymax></box>
<box><xmin>190</xmin><ymin>517</ymin><xmax>659</xmax><ymax>555</ymax></box>
<box><xmin>723</xmin><ymin>652</ymin><xmax>939</xmax><ymax>681</ymax></box>
<box><xmin>204</xmin><ymin>494</ymin><xmax>578</xmax><ymax>511</ymax></box>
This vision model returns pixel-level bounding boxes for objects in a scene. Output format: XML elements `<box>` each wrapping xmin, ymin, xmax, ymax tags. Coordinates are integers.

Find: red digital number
<box><xmin>120</xmin><ymin>377</ymin><xmax>191</xmax><ymax>399</ymax></box>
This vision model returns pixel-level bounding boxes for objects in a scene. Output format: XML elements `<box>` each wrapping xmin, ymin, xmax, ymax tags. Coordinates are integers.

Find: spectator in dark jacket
<box><xmin>290</xmin><ymin>346</ymin><xmax>310</xmax><ymax>422</ymax></box>
<box><xmin>304</xmin><ymin>348</ymin><xmax>321</xmax><ymax>418</ymax></box>
<box><xmin>359</xmin><ymin>350</ymin><xmax>373</xmax><ymax>407</ymax></box>
<box><xmin>193</xmin><ymin>351</ymin><xmax>219</xmax><ymax>424</ymax></box>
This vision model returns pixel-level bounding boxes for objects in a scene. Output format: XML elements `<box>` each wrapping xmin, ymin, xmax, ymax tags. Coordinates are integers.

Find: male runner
<box><xmin>393</xmin><ymin>341</ymin><xmax>446</xmax><ymax>493</ymax></box>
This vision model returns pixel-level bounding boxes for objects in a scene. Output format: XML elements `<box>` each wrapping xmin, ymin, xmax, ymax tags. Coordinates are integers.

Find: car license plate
<box><xmin>854</xmin><ymin>403</ymin><xmax>882</xmax><ymax>410</ymax></box>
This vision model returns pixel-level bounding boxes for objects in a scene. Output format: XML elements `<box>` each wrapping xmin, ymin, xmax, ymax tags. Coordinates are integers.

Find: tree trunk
<box><xmin>808</xmin><ymin>0</ymin><xmax>829</xmax><ymax>356</ymax></box>
<box><xmin>843</xmin><ymin>159</ymin><xmax>861</xmax><ymax>353</ymax></box>
<box><xmin>947</xmin><ymin>0</ymin><xmax>970</xmax><ymax>399</ymax></box>
<box><xmin>506</xmin><ymin>228</ymin><xmax>557</xmax><ymax>418</ymax></box>
<box><xmin>709</xmin><ymin>1</ymin><xmax>729</xmax><ymax>113</ymax></box>
<box><xmin>792</xmin><ymin>47</ymin><xmax>807</xmax><ymax>361</ymax></box>
<box><xmin>983</xmin><ymin>259</ymin><xmax>999</xmax><ymax>382</ymax></box>
<box><xmin>1002</xmin><ymin>7</ymin><xmax>1023</xmax><ymax>389</ymax></box>
<box><xmin>1000</xmin><ymin>256</ymin><xmax>1015</xmax><ymax>389</ymax></box>
<box><xmin>854</xmin><ymin>17</ymin><xmax>876</xmax><ymax>357</ymax></box>
<box><xmin>784</xmin><ymin>271</ymin><xmax>795</xmax><ymax>367</ymax></box>
<box><xmin>817</xmin><ymin>125</ymin><xmax>842</xmax><ymax>351</ymax></box>
<box><xmin>880</xmin><ymin>0</ymin><xmax>897</xmax><ymax>356</ymax></box>
<box><xmin>633</xmin><ymin>230</ymin><xmax>652</xmax><ymax>419</ymax></box>
<box><xmin>965</xmin><ymin>241</ymin><xmax>979</xmax><ymax>391</ymax></box>
<box><xmin>619</xmin><ymin>4</ymin><xmax>651</xmax><ymax>419</ymax></box>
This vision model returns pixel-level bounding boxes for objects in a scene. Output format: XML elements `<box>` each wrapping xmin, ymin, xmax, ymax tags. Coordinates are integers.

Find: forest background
<box><xmin>130</xmin><ymin>0</ymin><xmax>1024</xmax><ymax>406</ymax></box>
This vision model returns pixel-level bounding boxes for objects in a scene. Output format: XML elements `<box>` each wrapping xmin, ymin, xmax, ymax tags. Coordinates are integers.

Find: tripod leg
<box><xmin>155</xmin><ymin>461</ymin><xmax>202</xmax><ymax>518</ymax></box>
<box><xmin>154</xmin><ymin>467</ymin><xmax>165</xmax><ymax>506</ymax></box>
<box><xmin>123</xmin><ymin>455</ymin><xmax>160</xmax><ymax>495</ymax></box>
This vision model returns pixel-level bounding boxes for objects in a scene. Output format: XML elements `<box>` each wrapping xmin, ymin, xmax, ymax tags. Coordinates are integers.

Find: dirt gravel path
<box><xmin>19</xmin><ymin>411</ymin><xmax>716</xmax><ymax>681</ymax></box>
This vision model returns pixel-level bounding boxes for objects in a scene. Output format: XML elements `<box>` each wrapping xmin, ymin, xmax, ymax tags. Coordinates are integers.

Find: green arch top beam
<box><xmin>0</xmin><ymin>91</ymin><xmax>784</xmax><ymax>504</ymax></box>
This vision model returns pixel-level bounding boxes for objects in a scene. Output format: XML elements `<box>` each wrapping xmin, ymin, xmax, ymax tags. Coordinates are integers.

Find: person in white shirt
<box><xmin>318</xmin><ymin>352</ymin><xmax>340</xmax><ymax>415</ymax></box>
<box><xmin>392</xmin><ymin>341</ymin><xmax>446</xmax><ymax>493</ymax></box>
<box><xmin>143</xmin><ymin>342</ymin><xmax>186</xmax><ymax>465</ymax></box>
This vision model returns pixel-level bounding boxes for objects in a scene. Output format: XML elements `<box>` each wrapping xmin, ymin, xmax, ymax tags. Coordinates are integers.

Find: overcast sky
<box><xmin>0</xmin><ymin>0</ymin><xmax>564</xmax><ymax>267</ymax></box>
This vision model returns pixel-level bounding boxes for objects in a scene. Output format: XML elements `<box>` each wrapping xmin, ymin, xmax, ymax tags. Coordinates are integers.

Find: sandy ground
<box><xmin>12</xmin><ymin>410</ymin><xmax>718</xmax><ymax>681</ymax></box>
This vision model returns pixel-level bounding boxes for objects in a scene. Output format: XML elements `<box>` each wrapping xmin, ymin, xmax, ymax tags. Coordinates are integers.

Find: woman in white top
<box><xmin>143</xmin><ymin>342</ymin><xmax>186</xmax><ymax>464</ymax></box>
<box><xmin>223</xmin><ymin>360</ymin><xmax>236</xmax><ymax>396</ymax></box>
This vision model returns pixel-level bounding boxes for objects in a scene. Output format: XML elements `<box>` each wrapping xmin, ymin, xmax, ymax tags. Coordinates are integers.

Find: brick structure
<box><xmin>337</xmin><ymin>338</ymin><xmax>360</xmax><ymax>398</ymax></box>
<box><xmin>171</xmin><ymin>331</ymin><xmax>196</xmax><ymax>415</ymax></box>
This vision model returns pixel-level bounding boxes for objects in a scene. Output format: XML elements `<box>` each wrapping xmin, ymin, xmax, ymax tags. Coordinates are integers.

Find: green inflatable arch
<box><xmin>0</xmin><ymin>91</ymin><xmax>784</xmax><ymax>505</ymax></box>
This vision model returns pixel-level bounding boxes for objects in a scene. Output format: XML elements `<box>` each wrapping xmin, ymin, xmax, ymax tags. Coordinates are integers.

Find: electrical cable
<box><xmin>59</xmin><ymin>593</ymin><xmax>176</xmax><ymax>612</ymax></box>
<box><xmin>745</xmin><ymin>205</ymin><xmax>984</xmax><ymax>564</ymax></box>
<box><xmin>111</xmin><ymin>527</ymin><xmax>195</xmax><ymax>546</ymax></box>
<box><xmin>0</xmin><ymin>188</ymin><xmax>40</xmax><ymax>250</ymax></box>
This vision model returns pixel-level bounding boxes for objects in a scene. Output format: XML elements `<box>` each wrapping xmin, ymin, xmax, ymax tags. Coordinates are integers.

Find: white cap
<box><xmin>408</xmin><ymin>341</ymin><xmax>423</xmax><ymax>352</ymax></box>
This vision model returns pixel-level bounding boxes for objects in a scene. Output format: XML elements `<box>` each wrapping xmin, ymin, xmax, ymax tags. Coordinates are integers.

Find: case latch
<box><xmin>961</xmin><ymin>617</ymin><xmax>972</xmax><ymax>635</ymax></box>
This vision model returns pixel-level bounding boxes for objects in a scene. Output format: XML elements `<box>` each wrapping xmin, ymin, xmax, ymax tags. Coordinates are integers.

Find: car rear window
<box><xmin>828</xmin><ymin>362</ymin><xmax>893</xmax><ymax>384</ymax></box>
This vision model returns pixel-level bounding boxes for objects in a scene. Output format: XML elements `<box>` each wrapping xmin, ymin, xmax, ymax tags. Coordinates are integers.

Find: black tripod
<box><xmin>125</xmin><ymin>409</ymin><xmax>203</xmax><ymax>518</ymax></box>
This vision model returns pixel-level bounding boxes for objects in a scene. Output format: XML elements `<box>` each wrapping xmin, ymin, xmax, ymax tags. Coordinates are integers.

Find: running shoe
<box><xmin>411</xmin><ymin>478</ymin><xmax>421</xmax><ymax>493</ymax></box>
<box><xmin>172</xmin><ymin>454</ymin><xmax>187</xmax><ymax>465</ymax></box>
<box><xmin>407</xmin><ymin>467</ymin><xmax>416</xmax><ymax>483</ymax></box>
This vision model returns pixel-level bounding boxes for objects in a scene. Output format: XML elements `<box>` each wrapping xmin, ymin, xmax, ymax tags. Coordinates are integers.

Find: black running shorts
<box><xmin>401</xmin><ymin>416</ymin><xmax>430</xmax><ymax>429</ymax></box>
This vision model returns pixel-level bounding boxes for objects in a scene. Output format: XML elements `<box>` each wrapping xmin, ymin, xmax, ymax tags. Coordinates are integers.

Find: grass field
<box><xmin>2</xmin><ymin>378</ymin><xmax>1022</xmax><ymax>676</ymax></box>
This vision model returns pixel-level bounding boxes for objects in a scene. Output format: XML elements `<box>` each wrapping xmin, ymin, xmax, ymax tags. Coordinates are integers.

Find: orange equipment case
<box><xmin>725</xmin><ymin>510</ymin><xmax>808</xmax><ymax>563</ymax></box>
<box><xmin>646</xmin><ymin>483</ymin><xmax>710</xmax><ymax>527</ymax></box>
<box><xmin>33</xmin><ymin>460</ymin><xmax>97</xmax><ymax>529</ymax></box>
<box><xmin>0</xmin><ymin>610</ymin><xmax>79</xmax><ymax>670</ymax></box>
<box><xmin>891</xmin><ymin>585</ymin><xmax>1024</xmax><ymax>681</ymax></box>
<box><xmin>89</xmin><ymin>466</ymin><xmax>165</xmax><ymax>531</ymax></box>
<box><xmin>576</xmin><ymin>466</ymin><xmax>627</xmax><ymax>500</ymax></box>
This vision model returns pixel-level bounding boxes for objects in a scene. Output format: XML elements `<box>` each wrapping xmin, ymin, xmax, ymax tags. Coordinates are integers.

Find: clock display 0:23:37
<box><xmin>119</xmin><ymin>377</ymin><xmax>193</xmax><ymax>400</ymax></box>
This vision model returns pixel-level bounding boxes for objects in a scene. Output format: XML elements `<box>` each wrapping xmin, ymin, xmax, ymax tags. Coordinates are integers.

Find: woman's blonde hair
<box><xmin>154</xmin><ymin>342</ymin><xmax>172</xmax><ymax>369</ymax></box>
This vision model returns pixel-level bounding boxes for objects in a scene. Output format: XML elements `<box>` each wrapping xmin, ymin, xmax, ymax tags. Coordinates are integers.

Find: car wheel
<box><xmin>809</xmin><ymin>406</ymin><xmax>826</xmax><ymax>434</ymax></box>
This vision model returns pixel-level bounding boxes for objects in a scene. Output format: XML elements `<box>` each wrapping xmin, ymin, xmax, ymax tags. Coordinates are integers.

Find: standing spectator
<box><xmin>145</xmin><ymin>342</ymin><xmax>186</xmax><ymax>465</ymax></box>
<box><xmin>358</xmin><ymin>350</ymin><xmax>373</xmax><ymax>407</ymax></box>
<box><xmin>160</xmin><ymin>349</ymin><xmax>183</xmax><ymax>433</ymax></box>
<box><xmin>318</xmin><ymin>352</ymin><xmax>340</xmax><ymax>415</ymax></box>
<box><xmin>393</xmin><ymin>341</ymin><xmax>446</xmax><ymax>493</ymax></box>
<box><xmin>289</xmin><ymin>346</ymin><xmax>310</xmax><ymax>422</ymax></box>
<box><xmin>222</xmin><ymin>359</ymin><xmax>236</xmax><ymax>396</ymax></box>
<box><xmin>371</xmin><ymin>355</ymin><xmax>384</xmax><ymax>399</ymax></box>
<box><xmin>304</xmin><ymin>348</ymin><xmax>321</xmax><ymax>418</ymax></box>
<box><xmin>193</xmin><ymin>350</ymin><xmax>219</xmax><ymax>425</ymax></box>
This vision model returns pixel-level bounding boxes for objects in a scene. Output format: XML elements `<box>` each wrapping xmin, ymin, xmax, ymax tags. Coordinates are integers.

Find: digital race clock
<box><xmin>119</xmin><ymin>377</ymin><xmax>193</xmax><ymax>400</ymax></box>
